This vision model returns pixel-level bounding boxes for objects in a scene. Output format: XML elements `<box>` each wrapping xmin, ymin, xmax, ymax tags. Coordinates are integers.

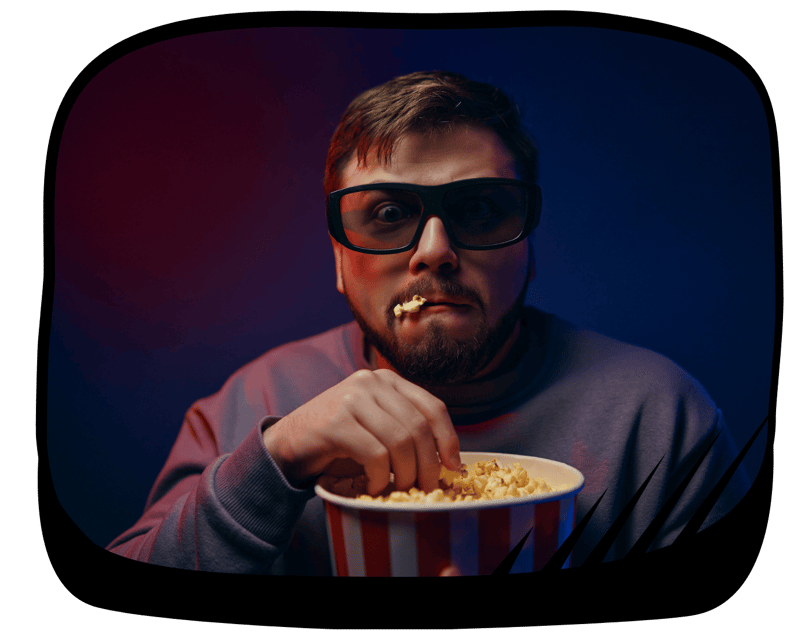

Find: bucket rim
<box><xmin>315</xmin><ymin>452</ymin><xmax>585</xmax><ymax>512</ymax></box>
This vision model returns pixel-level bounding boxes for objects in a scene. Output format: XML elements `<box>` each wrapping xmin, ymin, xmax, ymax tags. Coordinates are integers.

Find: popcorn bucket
<box><xmin>315</xmin><ymin>452</ymin><xmax>585</xmax><ymax>576</ymax></box>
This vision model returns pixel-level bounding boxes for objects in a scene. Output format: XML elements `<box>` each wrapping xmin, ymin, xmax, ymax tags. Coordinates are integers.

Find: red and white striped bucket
<box><xmin>315</xmin><ymin>452</ymin><xmax>585</xmax><ymax>576</ymax></box>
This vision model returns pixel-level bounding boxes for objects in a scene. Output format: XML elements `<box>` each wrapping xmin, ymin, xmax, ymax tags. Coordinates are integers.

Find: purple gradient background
<box><xmin>47</xmin><ymin>26</ymin><xmax>775</xmax><ymax>549</ymax></box>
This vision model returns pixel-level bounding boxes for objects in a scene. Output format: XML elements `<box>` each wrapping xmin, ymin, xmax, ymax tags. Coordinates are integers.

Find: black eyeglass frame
<box><xmin>326</xmin><ymin>177</ymin><xmax>542</xmax><ymax>254</ymax></box>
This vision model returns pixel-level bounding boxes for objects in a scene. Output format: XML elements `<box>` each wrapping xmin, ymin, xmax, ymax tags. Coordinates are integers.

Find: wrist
<box><xmin>262</xmin><ymin>418</ymin><xmax>308</xmax><ymax>488</ymax></box>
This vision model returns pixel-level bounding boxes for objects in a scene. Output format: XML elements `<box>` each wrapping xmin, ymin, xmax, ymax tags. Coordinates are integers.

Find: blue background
<box><xmin>47</xmin><ymin>25</ymin><xmax>776</xmax><ymax>549</ymax></box>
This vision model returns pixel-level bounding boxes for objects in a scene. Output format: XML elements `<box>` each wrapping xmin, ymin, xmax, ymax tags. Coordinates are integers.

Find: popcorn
<box><xmin>394</xmin><ymin>295</ymin><xmax>427</xmax><ymax>317</ymax></box>
<box><xmin>352</xmin><ymin>459</ymin><xmax>559</xmax><ymax>503</ymax></box>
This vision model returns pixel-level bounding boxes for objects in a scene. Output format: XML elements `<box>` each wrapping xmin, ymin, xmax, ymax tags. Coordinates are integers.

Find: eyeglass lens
<box><xmin>339</xmin><ymin>183</ymin><xmax>528</xmax><ymax>250</ymax></box>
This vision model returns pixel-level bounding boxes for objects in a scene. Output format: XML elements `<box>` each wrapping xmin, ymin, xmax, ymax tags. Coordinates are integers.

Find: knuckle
<box><xmin>339</xmin><ymin>390</ymin><xmax>360</xmax><ymax>407</ymax></box>
<box><xmin>390</xmin><ymin>430</ymin><xmax>413</xmax><ymax>453</ymax></box>
<box><xmin>369</xmin><ymin>444</ymin><xmax>389</xmax><ymax>464</ymax></box>
<box><xmin>410</xmin><ymin>415</ymin><xmax>431</xmax><ymax>437</ymax></box>
<box><xmin>375</xmin><ymin>369</ymin><xmax>401</xmax><ymax>385</ymax></box>
<box><xmin>350</xmin><ymin>369</ymin><xmax>374</xmax><ymax>384</ymax></box>
<box><xmin>425</xmin><ymin>397</ymin><xmax>448</xmax><ymax>417</ymax></box>
<box><xmin>434</xmin><ymin>399</ymin><xmax>449</xmax><ymax>415</ymax></box>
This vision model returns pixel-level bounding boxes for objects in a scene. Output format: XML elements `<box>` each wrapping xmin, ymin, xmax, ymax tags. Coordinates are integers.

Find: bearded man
<box><xmin>107</xmin><ymin>71</ymin><xmax>750</xmax><ymax>575</ymax></box>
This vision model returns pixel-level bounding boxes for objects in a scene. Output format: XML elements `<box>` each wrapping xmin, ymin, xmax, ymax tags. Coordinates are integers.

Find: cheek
<box><xmin>347</xmin><ymin>254</ymin><xmax>395</xmax><ymax>296</ymax></box>
<box><xmin>476</xmin><ymin>250</ymin><xmax>528</xmax><ymax>311</ymax></box>
<box><xmin>348</xmin><ymin>255</ymin><xmax>378</xmax><ymax>286</ymax></box>
<box><xmin>344</xmin><ymin>254</ymin><xmax>402</xmax><ymax>311</ymax></box>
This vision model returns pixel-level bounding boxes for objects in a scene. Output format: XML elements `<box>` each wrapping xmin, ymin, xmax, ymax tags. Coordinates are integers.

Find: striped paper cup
<box><xmin>315</xmin><ymin>452</ymin><xmax>584</xmax><ymax>576</ymax></box>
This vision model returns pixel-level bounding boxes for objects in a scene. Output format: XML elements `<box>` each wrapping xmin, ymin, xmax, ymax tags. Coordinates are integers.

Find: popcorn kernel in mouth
<box><xmin>394</xmin><ymin>295</ymin><xmax>427</xmax><ymax>317</ymax></box>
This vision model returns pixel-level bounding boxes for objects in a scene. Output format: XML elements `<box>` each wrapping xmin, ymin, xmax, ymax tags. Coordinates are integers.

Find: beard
<box><xmin>344</xmin><ymin>266</ymin><xmax>531</xmax><ymax>388</ymax></box>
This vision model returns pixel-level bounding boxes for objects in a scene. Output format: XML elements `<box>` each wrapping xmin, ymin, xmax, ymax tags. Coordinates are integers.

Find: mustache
<box><xmin>390</xmin><ymin>277</ymin><xmax>484</xmax><ymax>312</ymax></box>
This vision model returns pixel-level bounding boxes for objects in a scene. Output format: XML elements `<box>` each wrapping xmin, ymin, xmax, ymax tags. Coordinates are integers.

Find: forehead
<box><xmin>339</xmin><ymin>125</ymin><xmax>518</xmax><ymax>190</ymax></box>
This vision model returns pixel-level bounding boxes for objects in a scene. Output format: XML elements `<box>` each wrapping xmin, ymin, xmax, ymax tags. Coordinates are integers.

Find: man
<box><xmin>107</xmin><ymin>71</ymin><xmax>750</xmax><ymax>575</ymax></box>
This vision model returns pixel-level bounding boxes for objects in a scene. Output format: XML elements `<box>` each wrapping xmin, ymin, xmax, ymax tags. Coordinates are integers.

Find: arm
<box><xmin>107</xmin><ymin>368</ymin><xmax>462</xmax><ymax>573</ymax></box>
<box><xmin>106</xmin><ymin>410</ymin><xmax>313</xmax><ymax>573</ymax></box>
<box><xmin>648</xmin><ymin>408</ymin><xmax>752</xmax><ymax>550</ymax></box>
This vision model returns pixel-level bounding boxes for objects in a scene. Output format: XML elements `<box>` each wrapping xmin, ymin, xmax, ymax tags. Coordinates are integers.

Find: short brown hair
<box><xmin>323</xmin><ymin>71</ymin><xmax>538</xmax><ymax>195</ymax></box>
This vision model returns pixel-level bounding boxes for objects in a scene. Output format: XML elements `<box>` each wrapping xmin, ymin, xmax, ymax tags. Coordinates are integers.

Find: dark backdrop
<box><xmin>46</xmin><ymin>23</ymin><xmax>776</xmax><ymax>549</ymax></box>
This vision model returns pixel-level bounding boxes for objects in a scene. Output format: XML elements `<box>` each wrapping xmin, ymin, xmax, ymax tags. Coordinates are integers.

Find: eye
<box><xmin>373</xmin><ymin>203</ymin><xmax>414</xmax><ymax>224</ymax></box>
<box><xmin>454</xmin><ymin>198</ymin><xmax>503</xmax><ymax>221</ymax></box>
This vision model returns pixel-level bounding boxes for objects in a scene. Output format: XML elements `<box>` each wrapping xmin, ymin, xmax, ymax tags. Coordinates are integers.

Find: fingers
<box><xmin>323</xmin><ymin>458</ymin><xmax>366</xmax><ymax>478</ymax></box>
<box><xmin>382</xmin><ymin>371</ymin><xmax>462</xmax><ymax>472</ymax></box>
<box><xmin>343</xmin><ymin>392</ymin><xmax>419</xmax><ymax>493</ymax></box>
<box><xmin>371</xmin><ymin>389</ymin><xmax>439</xmax><ymax>492</ymax></box>
<box><xmin>352</xmin><ymin>370</ymin><xmax>461</xmax><ymax>493</ymax></box>
<box><xmin>322</xmin><ymin>408</ymin><xmax>393</xmax><ymax>496</ymax></box>
<box><xmin>265</xmin><ymin>368</ymin><xmax>461</xmax><ymax>496</ymax></box>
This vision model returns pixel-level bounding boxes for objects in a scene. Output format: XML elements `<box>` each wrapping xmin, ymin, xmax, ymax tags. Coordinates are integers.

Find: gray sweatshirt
<box><xmin>106</xmin><ymin>307</ymin><xmax>751</xmax><ymax>574</ymax></box>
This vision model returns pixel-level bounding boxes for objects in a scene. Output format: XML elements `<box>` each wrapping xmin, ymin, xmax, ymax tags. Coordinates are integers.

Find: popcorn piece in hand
<box><xmin>394</xmin><ymin>295</ymin><xmax>427</xmax><ymax>317</ymax></box>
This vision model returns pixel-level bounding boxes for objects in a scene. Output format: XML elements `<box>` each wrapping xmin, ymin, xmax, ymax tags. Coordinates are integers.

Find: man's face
<box><xmin>332</xmin><ymin>125</ymin><xmax>533</xmax><ymax>387</ymax></box>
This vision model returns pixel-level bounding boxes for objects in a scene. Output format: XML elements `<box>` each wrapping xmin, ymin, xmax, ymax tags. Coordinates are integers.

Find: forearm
<box><xmin>107</xmin><ymin>418</ymin><xmax>314</xmax><ymax>573</ymax></box>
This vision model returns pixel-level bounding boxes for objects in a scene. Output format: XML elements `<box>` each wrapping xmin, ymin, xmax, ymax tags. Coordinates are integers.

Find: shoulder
<box><xmin>528</xmin><ymin>308</ymin><xmax>717</xmax><ymax>413</ymax></box>
<box><xmin>232</xmin><ymin>320</ymin><xmax>361</xmax><ymax>387</ymax></box>
<box><xmin>196</xmin><ymin>321</ymin><xmax>364</xmax><ymax>420</ymax></box>
<box><xmin>590</xmin><ymin>331</ymin><xmax>705</xmax><ymax>398</ymax></box>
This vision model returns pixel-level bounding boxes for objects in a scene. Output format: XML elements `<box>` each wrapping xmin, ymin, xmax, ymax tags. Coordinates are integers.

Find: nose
<box><xmin>408</xmin><ymin>215</ymin><xmax>459</xmax><ymax>275</ymax></box>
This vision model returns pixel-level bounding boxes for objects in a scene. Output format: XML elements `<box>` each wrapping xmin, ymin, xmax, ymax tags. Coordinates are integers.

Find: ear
<box><xmin>331</xmin><ymin>238</ymin><xmax>345</xmax><ymax>295</ymax></box>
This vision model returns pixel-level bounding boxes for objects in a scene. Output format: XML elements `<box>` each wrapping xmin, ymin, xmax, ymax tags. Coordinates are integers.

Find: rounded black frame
<box><xmin>326</xmin><ymin>177</ymin><xmax>542</xmax><ymax>254</ymax></box>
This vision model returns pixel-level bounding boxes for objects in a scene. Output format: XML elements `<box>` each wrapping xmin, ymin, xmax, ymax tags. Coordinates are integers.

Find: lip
<box><xmin>406</xmin><ymin>301</ymin><xmax>474</xmax><ymax>318</ymax></box>
<box><xmin>418</xmin><ymin>304</ymin><xmax>470</xmax><ymax>315</ymax></box>
<box><xmin>420</xmin><ymin>296</ymin><xmax>472</xmax><ymax>307</ymax></box>
<box><xmin>391</xmin><ymin>293</ymin><xmax>477</xmax><ymax>318</ymax></box>
<box><xmin>422</xmin><ymin>302</ymin><xmax>464</xmax><ymax>308</ymax></box>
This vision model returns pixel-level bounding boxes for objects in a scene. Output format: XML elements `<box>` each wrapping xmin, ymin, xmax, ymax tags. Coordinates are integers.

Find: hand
<box><xmin>263</xmin><ymin>369</ymin><xmax>461</xmax><ymax>495</ymax></box>
<box><xmin>439</xmin><ymin>564</ymin><xmax>462</xmax><ymax>577</ymax></box>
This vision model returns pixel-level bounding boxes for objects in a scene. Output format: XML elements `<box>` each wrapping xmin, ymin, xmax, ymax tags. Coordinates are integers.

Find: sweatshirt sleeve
<box><xmin>648</xmin><ymin>408</ymin><xmax>752</xmax><ymax>550</ymax></box>
<box><xmin>105</xmin><ymin>412</ymin><xmax>314</xmax><ymax>573</ymax></box>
